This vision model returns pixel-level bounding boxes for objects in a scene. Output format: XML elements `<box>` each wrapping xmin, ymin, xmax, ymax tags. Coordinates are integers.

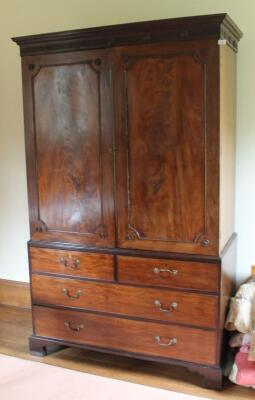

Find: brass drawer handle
<box><xmin>64</xmin><ymin>321</ymin><xmax>84</xmax><ymax>332</ymax></box>
<box><xmin>72</xmin><ymin>259</ymin><xmax>81</xmax><ymax>269</ymax></box>
<box><xmin>155</xmin><ymin>336</ymin><xmax>177</xmax><ymax>346</ymax></box>
<box><xmin>62</xmin><ymin>288</ymin><xmax>82</xmax><ymax>299</ymax></box>
<box><xmin>59</xmin><ymin>256</ymin><xmax>80</xmax><ymax>270</ymax></box>
<box><xmin>154</xmin><ymin>299</ymin><xmax>178</xmax><ymax>313</ymax></box>
<box><xmin>153</xmin><ymin>267</ymin><xmax>178</xmax><ymax>276</ymax></box>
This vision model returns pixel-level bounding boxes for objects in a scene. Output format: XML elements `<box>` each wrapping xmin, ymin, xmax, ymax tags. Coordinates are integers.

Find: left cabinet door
<box><xmin>22</xmin><ymin>50</ymin><xmax>115</xmax><ymax>247</ymax></box>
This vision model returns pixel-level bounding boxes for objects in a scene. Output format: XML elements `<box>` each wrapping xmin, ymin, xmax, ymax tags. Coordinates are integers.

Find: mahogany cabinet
<box><xmin>12</xmin><ymin>14</ymin><xmax>242</xmax><ymax>389</ymax></box>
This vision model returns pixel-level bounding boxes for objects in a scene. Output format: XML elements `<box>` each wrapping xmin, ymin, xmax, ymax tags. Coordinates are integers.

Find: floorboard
<box><xmin>0</xmin><ymin>304</ymin><xmax>253</xmax><ymax>399</ymax></box>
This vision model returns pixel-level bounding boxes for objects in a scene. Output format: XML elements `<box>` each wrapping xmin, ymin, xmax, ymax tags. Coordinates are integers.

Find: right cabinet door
<box><xmin>114</xmin><ymin>40</ymin><xmax>219</xmax><ymax>255</ymax></box>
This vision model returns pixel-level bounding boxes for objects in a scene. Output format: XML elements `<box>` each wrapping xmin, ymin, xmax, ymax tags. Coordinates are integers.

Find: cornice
<box><xmin>12</xmin><ymin>14</ymin><xmax>243</xmax><ymax>56</ymax></box>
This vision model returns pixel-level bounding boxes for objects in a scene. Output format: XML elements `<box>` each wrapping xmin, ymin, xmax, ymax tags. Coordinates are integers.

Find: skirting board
<box><xmin>0</xmin><ymin>279</ymin><xmax>31</xmax><ymax>309</ymax></box>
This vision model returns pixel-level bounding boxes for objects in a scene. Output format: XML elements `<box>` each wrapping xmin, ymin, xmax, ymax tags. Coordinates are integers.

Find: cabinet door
<box><xmin>22</xmin><ymin>50</ymin><xmax>115</xmax><ymax>247</ymax></box>
<box><xmin>114</xmin><ymin>41</ymin><xmax>219</xmax><ymax>255</ymax></box>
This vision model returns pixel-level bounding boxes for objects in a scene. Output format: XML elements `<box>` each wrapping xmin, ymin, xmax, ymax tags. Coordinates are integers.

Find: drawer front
<box><xmin>118</xmin><ymin>256</ymin><xmax>219</xmax><ymax>292</ymax></box>
<box><xmin>32</xmin><ymin>275</ymin><xmax>218</xmax><ymax>328</ymax></box>
<box><xmin>34</xmin><ymin>306</ymin><xmax>217</xmax><ymax>365</ymax></box>
<box><xmin>30</xmin><ymin>247</ymin><xmax>114</xmax><ymax>281</ymax></box>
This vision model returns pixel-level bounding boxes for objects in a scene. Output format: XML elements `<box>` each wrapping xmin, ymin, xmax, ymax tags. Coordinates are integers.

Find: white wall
<box><xmin>0</xmin><ymin>0</ymin><xmax>254</xmax><ymax>283</ymax></box>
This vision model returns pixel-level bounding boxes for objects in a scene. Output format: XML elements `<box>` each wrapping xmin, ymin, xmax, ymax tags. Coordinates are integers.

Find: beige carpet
<box><xmin>0</xmin><ymin>353</ymin><xmax>211</xmax><ymax>399</ymax></box>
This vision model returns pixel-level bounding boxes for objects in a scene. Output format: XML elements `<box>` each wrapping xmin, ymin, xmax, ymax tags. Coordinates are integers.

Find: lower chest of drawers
<box><xmin>29</xmin><ymin>247</ymin><xmax>220</xmax><ymax>368</ymax></box>
<box><xmin>33</xmin><ymin>305</ymin><xmax>218</xmax><ymax>366</ymax></box>
<box><xmin>31</xmin><ymin>274</ymin><xmax>218</xmax><ymax>328</ymax></box>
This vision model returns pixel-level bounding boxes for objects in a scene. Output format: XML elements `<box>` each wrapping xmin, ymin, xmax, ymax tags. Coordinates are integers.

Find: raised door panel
<box><xmin>114</xmin><ymin>41</ymin><xmax>219</xmax><ymax>255</ymax></box>
<box><xmin>22</xmin><ymin>50</ymin><xmax>115</xmax><ymax>246</ymax></box>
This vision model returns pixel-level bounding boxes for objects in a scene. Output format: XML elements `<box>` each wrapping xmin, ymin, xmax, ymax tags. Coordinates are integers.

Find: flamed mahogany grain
<box><xmin>22</xmin><ymin>50</ymin><xmax>115</xmax><ymax>247</ymax></box>
<box><xmin>34</xmin><ymin>306</ymin><xmax>217</xmax><ymax>365</ymax></box>
<box><xmin>117</xmin><ymin>256</ymin><xmax>219</xmax><ymax>292</ymax></box>
<box><xmin>32</xmin><ymin>275</ymin><xmax>218</xmax><ymax>328</ymax></box>
<box><xmin>30</xmin><ymin>247</ymin><xmax>114</xmax><ymax>281</ymax></box>
<box><xmin>114</xmin><ymin>40</ymin><xmax>220</xmax><ymax>255</ymax></box>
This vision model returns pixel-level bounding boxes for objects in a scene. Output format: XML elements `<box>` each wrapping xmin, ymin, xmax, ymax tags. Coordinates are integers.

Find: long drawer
<box><xmin>117</xmin><ymin>256</ymin><xmax>219</xmax><ymax>292</ymax></box>
<box><xmin>32</xmin><ymin>275</ymin><xmax>218</xmax><ymax>328</ymax></box>
<box><xmin>34</xmin><ymin>306</ymin><xmax>217</xmax><ymax>366</ymax></box>
<box><xmin>30</xmin><ymin>247</ymin><xmax>114</xmax><ymax>281</ymax></box>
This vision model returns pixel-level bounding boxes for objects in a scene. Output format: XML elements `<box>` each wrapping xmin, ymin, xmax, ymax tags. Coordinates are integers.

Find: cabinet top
<box><xmin>12</xmin><ymin>13</ymin><xmax>242</xmax><ymax>56</ymax></box>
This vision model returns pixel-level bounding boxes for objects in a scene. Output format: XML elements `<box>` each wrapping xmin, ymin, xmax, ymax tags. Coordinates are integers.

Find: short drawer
<box><xmin>32</xmin><ymin>275</ymin><xmax>218</xmax><ymax>328</ymax></box>
<box><xmin>34</xmin><ymin>306</ymin><xmax>217</xmax><ymax>366</ymax></box>
<box><xmin>30</xmin><ymin>247</ymin><xmax>114</xmax><ymax>281</ymax></box>
<box><xmin>117</xmin><ymin>256</ymin><xmax>219</xmax><ymax>292</ymax></box>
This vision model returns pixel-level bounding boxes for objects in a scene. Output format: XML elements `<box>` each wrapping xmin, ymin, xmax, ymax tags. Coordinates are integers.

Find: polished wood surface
<box><xmin>118</xmin><ymin>256</ymin><xmax>219</xmax><ymax>292</ymax></box>
<box><xmin>30</xmin><ymin>247</ymin><xmax>114</xmax><ymax>281</ymax></box>
<box><xmin>28</xmin><ymin>241</ymin><xmax>222</xmax><ymax>263</ymax></box>
<box><xmin>32</xmin><ymin>275</ymin><xmax>218</xmax><ymax>328</ymax></box>
<box><xmin>35</xmin><ymin>63</ymin><xmax>103</xmax><ymax>233</ymax></box>
<box><xmin>114</xmin><ymin>40</ymin><xmax>219</xmax><ymax>255</ymax></box>
<box><xmin>1</xmin><ymin>305</ymin><xmax>254</xmax><ymax>400</ymax></box>
<box><xmin>21</xmin><ymin>50</ymin><xmax>115</xmax><ymax>247</ymax></box>
<box><xmin>117</xmin><ymin>48</ymin><xmax>204</xmax><ymax>246</ymax></box>
<box><xmin>34</xmin><ymin>306</ymin><xmax>217</xmax><ymax>365</ymax></box>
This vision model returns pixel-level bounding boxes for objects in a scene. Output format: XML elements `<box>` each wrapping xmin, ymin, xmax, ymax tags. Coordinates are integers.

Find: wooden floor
<box><xmin>0</xmin><ymin>305</ymin><xmax>254</xmax><ymax>399</ymax></box>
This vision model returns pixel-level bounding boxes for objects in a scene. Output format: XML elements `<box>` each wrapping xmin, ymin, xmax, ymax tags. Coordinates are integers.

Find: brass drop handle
<box><xmin>59</xmin><ymin>256</ymin><xmax>80</xmax><ymax>270</ymax></box>
<box><xmin>154</xmin><ymin>299</ymin><xmax>178</xmax><ymax>313</ymax></box>
<box><xmin>62</xmin><ymin>288</ymin><xmax>82</xmax><ymax>299</ymax></box>
<box><xmin>64</xmin><ymin>321</ymin><xmax>84</xmax><ymax>332</ymax></box>
<box><xmin>153</xmin><ymin>267</ymin><xmax>178</xmax><ymax>276</ymax></box>
<box><xmin>72</xmin><ymin>259</ymin><xmax>80</xmax><ymax>269</ymax></box>
<box><xmin>155</xmin><ymin>336</ymin><xmax>177</xmax><ymax>346</ymax></box>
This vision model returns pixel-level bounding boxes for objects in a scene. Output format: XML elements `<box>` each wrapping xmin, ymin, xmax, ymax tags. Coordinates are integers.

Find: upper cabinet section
<box><xmin>21</xmin><ymin>50</ymin><xmax>115</xmax><ymax>247</ymax></box>
<box><xmin>13</xmin><ymin>14</ymin><xmax>242</xmax><ymax>254</ymax></box>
